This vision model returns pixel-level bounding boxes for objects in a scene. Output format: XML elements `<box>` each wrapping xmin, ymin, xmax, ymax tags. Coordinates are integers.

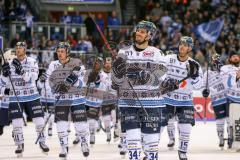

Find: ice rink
<box><xmin>0</xmin><ymin>121</ymin><xmax>239</xmax><ymax>160</ymax></box>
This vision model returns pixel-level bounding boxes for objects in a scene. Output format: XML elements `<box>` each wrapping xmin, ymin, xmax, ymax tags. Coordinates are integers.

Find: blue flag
<box><xmin>196</xmin><ymin>18</ymin><xmax>224</xmax><ymax>43</ymax></box>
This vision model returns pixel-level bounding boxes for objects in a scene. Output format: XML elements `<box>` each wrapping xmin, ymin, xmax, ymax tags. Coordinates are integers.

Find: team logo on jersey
<box><xmin>143</xmin><ymin>51</ymin><xmax>154</xmax><ymax>57</ymax></box>
<box><xmin>179</xmin><ymin>80</ymin><xmax>187</xmax><ymax>88</ymax></box>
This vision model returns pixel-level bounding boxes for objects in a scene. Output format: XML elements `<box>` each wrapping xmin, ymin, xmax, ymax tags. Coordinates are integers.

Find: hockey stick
<box><xmin>0</xmin><ymin>49</ymin><xmax>27</xmax><ymax>126</ymax></box>
<box><xmin>203</xmin><ymin>48</ymin><xmax>215</xmax><ymax>124</ymax></box>
<box><xmin>35</xmin><ymin>65</ymin><xmax>81</xmax><ymax>144</ymax></box>
<box><xmin>84</xmin><ymin>9</ymin><xmax>151</xmax><ymax>118</ymax></box>
<box><xmin>203</xmin><ymin>63</ymin><xmax>209</xmax><ymax>124</ymax></box>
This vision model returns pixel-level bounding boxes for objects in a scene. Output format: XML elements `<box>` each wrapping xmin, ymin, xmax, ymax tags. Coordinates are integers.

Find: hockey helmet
<box><xmin>135</xmin><ymin>20</ymin><xmax>157</xmax><ymax>39</ymax></box>
<box><xmin>211</xmin><ymin>53</ymin><xmax>223</xmax><ymax>71</ymax></box>
<box><xmin>56</xmin><ymin>41</ymin><xmax>71</xmax><ymax>54</ymax></box>
<box><xmin>179</xmin><ymin>36</ymin><xmax>194</xmax><ymax>48</ymax></box>
<box><xmin>16</xmin><ymin>41</ymin><xmax>27</xmax><ymax>49</ymax></box>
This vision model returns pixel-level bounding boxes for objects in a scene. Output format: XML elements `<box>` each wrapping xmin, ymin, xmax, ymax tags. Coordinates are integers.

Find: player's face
<box><xmin>15</xmin><ymin>46</ymin><xmax>26</xmax><ymax>58</ymax></box>
<box><xmin>57</xmin><ymin>48</ymin><xmax>68</xmax><ymax>61</ymax></box>
<box><xmin>178</xmin><ymin>42</ymin><xmax>192</xmax><ymax>58</ymax></box>
<box><xmin>104</xmin><ymin>61</ymin><xmax>111</xmax><ymax>72</ymax></box>
<box><xmin>229</xmin><ymin>55</ymin><xmax>240</xmax><ymax>64</ymax></box>
<box><xmin>135</xmin><ymin>28</ymin><xmax>149</xmax><ymax>43</ymax></box>
<box><xmin>94</xmin><ymin>60</ymin><xmax>101</xmax><ymax>71</ymax></box>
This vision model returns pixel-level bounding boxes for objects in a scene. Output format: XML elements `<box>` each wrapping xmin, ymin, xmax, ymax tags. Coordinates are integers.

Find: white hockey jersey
<box><xmin>203</xmin><ymin>70</ymin><xmax>228</xmax><ymax>107</ymax></box>
<box><xmin>0</xmin><ymin>96</ymin><xmax>9</xmax><ymax>109</ymax></box>
<box><xmin>112</xmin><ymin>45</ymin><xmax>166</xmax><ymax>108</ymax></box>
<box><xmin>100</xmin><ymin>70</ymin><xmax>117</xmax><ymax>105</ymax></box>
<box><xmin>1</xmin><ymin>57</ymin><xmax>40</xmax><ymax>102</ymax></box>
<box><xmin>0</xmin><ymin>76</ymin><xmax>9</xmax><ymax>109</ymax></box>
<box><xmin>37</xmin><ymin>80</ymin><xmax>55</xmax><ymax>104</ymax></box>
<box><xmin>85</xmin><ymin>70</ymin><xmax>106</xmax><ymax>108</ymax></box>
<box><xmin>164</xmin><ymin>54</ymin><xmax>203</xmax><ymax>106</ymax></box>
<box><xmin>45</xmin><ymin>59</ymin><xmax>86</xmax><ymax>106</ymax></box>
<box><xmin>221</xmin><ymin>64</ymin><xmax>239</xmax><ymax>103</ymax></box>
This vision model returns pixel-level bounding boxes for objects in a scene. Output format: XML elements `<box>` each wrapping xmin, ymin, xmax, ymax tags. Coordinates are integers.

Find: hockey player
<box><xmin>111</xmin><ymin>20</ymin><xmax>172</xmax><ymax>160</ymax></box>
<box><xmin>85</xmin><ymin>57</ymin><xmax>105</xmax><ymax>146</ymax></box>
<box><xmin>1</xmin><ymin>42</ymin><xmax>49</xmax><ymax>156</ymax></box>
<box><xmin>44</xmin><ymin>42</ymin><xmax>89</xmax><ymax>159</ymax></box>
<box><xmin>201</xmin><ymin>54</ymin><xmax>229</xmax><ymax>149</ymax></box>
<box><xmin>164</xmin><ymin>36</ymin><xmax>203</xmax><ymax>160</ymax></box>
<box><xmin>164</xmin><ymin>50</ymin><xmax>177</xmax><ymax>150</ymax></box>
<box><xmin>220</xmin><ymin>51</ymin><xmax>240</xmax><ymax>149</ymax></box>
<box><xmin>100</xmin><ymin>57</ymin><xmax>119</xmax><ymax>142</ymax></box>
<box><xmin>37</xmin><ymin>69</ymin><xmax>55</xmax><ymax>136</ymax></box>
<box><xmin>0</xmin><ymin>76</ymin><xmax>10</xmax><ymax>136</ymax></box>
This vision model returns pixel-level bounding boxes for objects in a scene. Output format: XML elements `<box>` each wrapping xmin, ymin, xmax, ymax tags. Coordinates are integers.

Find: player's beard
<box><xmin>135</xmin><ymin>35</ymin><xmax>148</xmax><ymax>45</ymax></box>
<box><xmin>230</xmin><ymin>61</ymin><xmax>239</xmax><ymax>67</ymax></box>
<box><xmin>229</xmin><ymin>58</ymin><xmax>240</xmax><ymax>67</ymax></box>
<box><xmin>103</xmin><ymin>66</ymin><xmax>111</xmax><ymax>73</ymax></box>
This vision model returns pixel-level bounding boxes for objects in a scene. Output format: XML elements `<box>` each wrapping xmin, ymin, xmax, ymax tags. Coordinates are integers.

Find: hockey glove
<box><xmin>111</xmin><ymin>81</ymin><xmax>119</xmax><ymax>90</ymax></box>
<box><xmin>202</xmin><ymin>89</ymin><xmax>210</xmax><ymax>98</ymax></box>
<box><xmin>136</xmin><ymin>70</ymin><xmax>151</xmax><ymax>85</ymax></box>
<box><xmin>87</xmin><ymin>71</ymin><xmax>97</xmax><ymax>83</ymax></box>
<box><xmin>112</xmin><ymin>57</ymin><xmax>126</xmax><ymax>79</ymax></box>
<box><xmin>161</xmin><ymin>78</ymin><xmax>179</xmax><ymax>94</ymax></box>
<box><xmin>39</xmin><ymin>73</ymin><xmax>47</xmax><ymax>82</ymax></box>
<box><xmin>126</xmin><ymin>66</ymin><xmax>150</xmax><ymax>83</ymax></box>
<box><xmin>66</xmin><ymin>73</ymin><xmax>78</xmax><ymax>85</ymax></box>
<box><xmin>12</xmin><ymin>58</ymin><xmax>25</xmax><ymax>75</ymax></box>
<box><xmin>2</xmin><ymin>62</ymin><xmax>11</xmax><ymax>77</ymax></box>
<box><xmin>54</xmin><ymin>83</ymin><xmax>69</xmax><ymax>94</ymax></box>
<box><xmin>187</xmin><ymin>60</ymin><xmax>199</xmax><ymax>80</ymax></box>
<box><xmin>4</xmin><ymin>88</ymin><xmax>10</xmax><ymax>95</ymax></box>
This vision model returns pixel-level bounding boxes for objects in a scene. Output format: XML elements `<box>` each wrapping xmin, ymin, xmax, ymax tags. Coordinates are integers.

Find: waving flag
<box><xmin>196</xmin><ymin>18</ymin><xmax>224</xmax><ymax>43</ymax></box>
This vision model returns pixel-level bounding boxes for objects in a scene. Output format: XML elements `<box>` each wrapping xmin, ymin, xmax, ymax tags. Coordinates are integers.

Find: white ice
<box><xmin>0</xmin><ymin>121</ymin><xmax>239</xmax><ymax>160</ymax></box>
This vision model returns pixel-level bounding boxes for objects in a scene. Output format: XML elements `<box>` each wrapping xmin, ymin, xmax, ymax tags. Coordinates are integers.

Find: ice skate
<box><xmin>219</xmin><ymin>139</ymin><xmax>224</xmax><ymax>150</ymax></box>
<box><xmin>15</xmin><ymin>144</ymin><xmax>24</xmax><ymax>158</ymax></box>
<box><xmin>73</xmin><ymin>136</ymin><xmax>80</xmax><ymax>145</ymax></box>
<box><xmin>90</xmin><ymin>131</ymin><xmax>95</xmax><ymax>147</ymax></box>
<box><xmin>39</xmin><ymin>141</ymin><xmax>50</xmax><ymax>154</ymax></box>
<box><xmin>81</xmin><ymin>138</ymin><xmax>90</xmax><ymax>158</ymax></box>
<box><xmin>167</xmin><ymin>138</ymin><xmax>175</xmax><ymax>150</ymax></box>
<box><xmin>178</xmin><ymin>151</ymin><xmax>187</xmax><ymax>160</ymax></box>
<box><xmin>106</xmin><ymin>127</ymin><xmax>111</xmax><ymax>143</ymax></box>
<box><xmin>59</xmin><ymin>146</ymin><xmax>68</xmax><ymax>160</ymax></box>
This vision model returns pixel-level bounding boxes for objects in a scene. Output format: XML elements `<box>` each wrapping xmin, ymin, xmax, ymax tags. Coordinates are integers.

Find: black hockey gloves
<box><xmin>188</xmin><ymin>60</ymin><xmax>199</xmax><ymax>80</ymax></box>
<box><xmin>161</xmin><ymin>78</ymin><xmax>179</xmax><ymax>94</ymax></box>
<box><xmin>12</xmin><ymin>58</ymin><xmax>25</xmax><ymax>75</ymax></box>
<box><xmin>112</xmin><ymin>57</ymin><xmax>126</xmax><ymax>79</ymax></box>
<box><xmin>137</xmin><ymin>70</ymin><xmax>150</xmax><ymax>85</ymax></box>
<box><xmin>2</xmin><ymin>62</ymin><xmax>11</xmax><ymax>77</ymax></box>
<box><xmin>202</xmin><ymin>89</ymin><xmax>210</xmax><ymax>98</ymax></box>
<box><xmin>66</xmin><ymin>73</ymin><xmax>78</xmax><ymax>85</ymax></box>
<box><xmin>39</xmin><ymin>73</ymin><xmax>47</xmax><ymax>83</ymax></box>
<box><xmin>126</xmin><ymin>66</ymin><xmax>151</xmax><ymax>85</ymax></box>
<box><xmin>87</xmin><ymin>71</ymin><xmax>100</xmax><ymax>84</ymax></box>
<box><xmin>4</xmin><ymin>88</ymin><xmax>10</xmax><ymax>95</ymax></box>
